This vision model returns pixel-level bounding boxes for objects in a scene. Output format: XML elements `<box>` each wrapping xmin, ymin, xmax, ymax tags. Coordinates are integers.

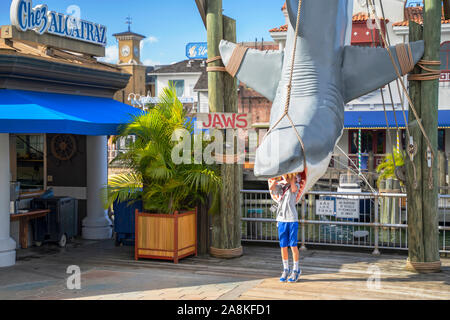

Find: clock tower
<box><xmin>112</xmin><ymin>18</ymin><xmax>148</xmax><ymax>106</ymax></box>
<box><xmin>113</xmin><ymin>18</ymin><xmax>145</xmax><ymax>65</ymax></box>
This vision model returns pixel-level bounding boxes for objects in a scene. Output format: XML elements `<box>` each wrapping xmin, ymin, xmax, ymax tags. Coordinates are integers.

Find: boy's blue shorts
<box><xmin>277</xmin><ymin>222</ymin><xmax>299</xmax><ymax>248</ymax></box>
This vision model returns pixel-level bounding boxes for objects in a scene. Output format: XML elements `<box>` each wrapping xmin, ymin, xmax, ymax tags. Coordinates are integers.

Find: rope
<box><xmin>262</xmin><ymin>0</ymin><xmax>308</xmax><ymax>176</ymax></box>
<box><xmin>368</xmin><ymin>2</ymin><xmax>410</xmax><ymax>185</ymax></box>
<box><xmin>379</xmin><ymin>0</ymin><xmax>414</xmax><ymax>178</ymax></box>
<box><xmin>206</xmin><ymin>56</ymin><xmax>222</xmax><ymax>64</ymax></box>
<box><xmin>395</xmin><ymin>43</ymin><xmax>415</xmax><ymax>76</ymax></box>
<box><xmin>368</xmin><ymin>0</ymin><xmax>437</xmax><ymax>190</ymax></box>
<box><xmin>206</xmin><ymin>46</ymin><xmax>249</xmax><ymax>77</ymax></box>
<box><xmin>206</xmin><ymin>55</ymin><xmax>226</xmax><ymax>73</ymax></box>
<box><xmin>225</xmin><ymin>45</ymin><xmax>249</xmax><ymax>77</ymax></box>
<box><xmin>367</xmin><ymin>0</ymin><xmax>435</xmax><ymax>160</ymax></box>
<box><xmin>206</xmin><ymin>66</ymin><xmax>227</xmax><ymax>72</ymax></box>
<box><xmin>408</xmin><ymin>60</ymin><xmax>441</xmax><ymax>81</ymax></box>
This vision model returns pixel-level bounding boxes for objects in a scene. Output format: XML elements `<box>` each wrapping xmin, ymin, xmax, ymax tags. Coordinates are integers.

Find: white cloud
<box><xmin>142</xmin><ymin>58</ymin><xmax>161</xmax><ymax>66</ymax></box>
<box><xmin>140</xmin><ymin>36</ymin><xmax>159</xmax><ymax>50</ymax></box>
<box><xmin>98</xmin><ymin>45</ymin><xmax>119</xmax><ymax>64</ymax></box>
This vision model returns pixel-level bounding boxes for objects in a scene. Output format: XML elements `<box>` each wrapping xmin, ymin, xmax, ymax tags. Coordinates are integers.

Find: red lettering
<box><xmin>202</xmin><ymin>114</ymin><xmax>212</xmax><ymax>128</ymax></box>
<box><xmin>236</xmin><ymin>114</ymin><xmax>248</xmax><ymax>129</ymax></box>
<box><xmin>221</xmin><ymin>114</ymin><xmax>236</xmax><ymax>128</ymax></box>
<box><xmin>212</xmin><ymin>114</ymin><xmax>223</xmax><ymax>128</ymax></box>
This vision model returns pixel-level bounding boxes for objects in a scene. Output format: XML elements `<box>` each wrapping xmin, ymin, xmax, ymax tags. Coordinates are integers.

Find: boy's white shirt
<box><xmin>276</xmin><ymin>182</ymin><xmax>300</xmax><ymax>223</ymax></box>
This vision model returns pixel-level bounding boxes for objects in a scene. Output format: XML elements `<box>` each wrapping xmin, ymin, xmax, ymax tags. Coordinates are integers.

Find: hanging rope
<box><xmin>366</xmin><ymin>2</ymin><xmax>409</xmax><ymax>185</ymax></box>
<box><xmin>207</xmin><ymin>45</ymin><xmax>249</xmax><ymax>77</ymax></box>
<box><xmin>262</xmin><ymin>0</ymin><xmax>308</xmax><ymax>176</ymax></box>
<box><xmin>368</xmin><ymin>0</ymin><xmax>439</xmax><ymax>190</ymax></box>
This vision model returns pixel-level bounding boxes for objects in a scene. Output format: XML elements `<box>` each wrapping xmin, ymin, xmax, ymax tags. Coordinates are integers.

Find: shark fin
<box><xmin>219</xmin><ymin>40</ymin><xmax>283</xmax><ymax>102</ymax></box>
<box><xmin>342</xmin><ymin>40</ymin><xmax>424</xmax><ymax>103</ymax></box>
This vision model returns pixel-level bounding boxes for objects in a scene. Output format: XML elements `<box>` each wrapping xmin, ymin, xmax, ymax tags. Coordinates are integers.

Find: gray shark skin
<box><xmin>219</xmin><ymin>0</ymin><xmax>424</xmax><ymax>197</ymax></box>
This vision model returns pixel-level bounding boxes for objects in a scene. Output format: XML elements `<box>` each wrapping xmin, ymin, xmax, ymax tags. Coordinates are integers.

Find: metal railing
<box><xmin>241</xmin><ymin>190</ymin><xmax>449</xmax><ymax>254</ymax></box>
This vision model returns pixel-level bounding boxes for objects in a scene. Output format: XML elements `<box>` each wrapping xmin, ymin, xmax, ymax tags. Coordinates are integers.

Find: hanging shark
<box><xmin>218</xmin><ymin>0</ymin><xmax>424</xmax><ymax>198</ymax></box>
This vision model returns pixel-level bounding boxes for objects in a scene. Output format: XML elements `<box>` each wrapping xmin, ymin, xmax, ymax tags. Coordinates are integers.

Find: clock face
<box><xmin>134</xmin><ymin>46</ymin><xmax>139</xmax><ymax>57</ymax></box>
<box><xmin>121</xmin><ymin>45</ymin><xmax>130</xmax><ymax>57</ymax></box>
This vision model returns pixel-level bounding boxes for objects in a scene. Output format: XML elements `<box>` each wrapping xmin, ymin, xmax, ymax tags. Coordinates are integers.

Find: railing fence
<box><xmin>241</xmin><ymin>190</ymin><xmax>449</xmax><ymax>254</ymax></box>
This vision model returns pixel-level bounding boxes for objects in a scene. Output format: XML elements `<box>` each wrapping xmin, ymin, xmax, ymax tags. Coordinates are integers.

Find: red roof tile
<box><xmin>352</xmin><ymin>12</ymin><xmax>389</xmax><ymax>23</ymax></box>
<box><xmin>269</xmin><ymin>24</ymin><xmax>288</xmax><ymax>33</ymax></box>
<box><xmin>393</xmin><ymin>6</ymin><xmax>450</xmax><ymax>26</ymax></box>
<box><xmin>269</xmin><ymin>13</ymin><xmax>388</xmax><ymax>33</ymax></box>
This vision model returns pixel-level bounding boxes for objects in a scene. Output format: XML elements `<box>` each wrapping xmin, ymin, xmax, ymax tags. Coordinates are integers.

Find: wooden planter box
<box><xmin>135</xmin><ymin>209</ymin><xmax>197</xmax><ymax>263</ymax></box>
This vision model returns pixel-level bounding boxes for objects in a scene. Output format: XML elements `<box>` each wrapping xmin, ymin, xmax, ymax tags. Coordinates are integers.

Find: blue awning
<box><xmin>0</xmin><ymin>89</ymin><xmax>142</xmax><ymax>135</ymax></box>
<box><xmin>345</xmin><ymin>110</ymin><xmax>450</xmax><ymax>129</ymax></box>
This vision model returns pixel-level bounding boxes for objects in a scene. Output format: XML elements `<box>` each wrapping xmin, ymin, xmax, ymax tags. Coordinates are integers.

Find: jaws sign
<box><xmin>197</xmin><ymin>113</ymin><xmax>251</xmax><ymax>130</ymax></box>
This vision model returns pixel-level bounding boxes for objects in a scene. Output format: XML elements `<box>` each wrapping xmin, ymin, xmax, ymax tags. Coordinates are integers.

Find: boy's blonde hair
<box><xmin>282</xmin><ymin>173</ymin><xmax>297</xmax><ymax>180</ymax></box>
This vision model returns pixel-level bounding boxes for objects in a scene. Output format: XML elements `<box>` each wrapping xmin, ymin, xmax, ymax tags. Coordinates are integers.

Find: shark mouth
<box><xmin>284</xmin><ymin>169</ymin><xmax>308</xmax><ymax>201</ymax></box>
<box><xmin>297</xmin><ymin>169</ymin><xmax>308</xmax><ymax>199</ymax></box>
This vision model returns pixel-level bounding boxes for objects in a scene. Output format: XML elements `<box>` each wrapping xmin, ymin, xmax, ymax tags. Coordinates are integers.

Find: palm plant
<box><xmin>105</xmin><ymin>86</ymin><xmax>221</xmax><ymax>214</ymax></box>
<box><xmin>376</xmin><ymin>148</ymin><xmax>405</xmax><ymax>187</ymax></box>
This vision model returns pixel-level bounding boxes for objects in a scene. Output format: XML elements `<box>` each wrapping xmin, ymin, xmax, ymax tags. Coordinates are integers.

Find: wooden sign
<box><xmin>196</xmin><ymin>113</ymin><xmax>252</xmax><ymax>129</ymax></box>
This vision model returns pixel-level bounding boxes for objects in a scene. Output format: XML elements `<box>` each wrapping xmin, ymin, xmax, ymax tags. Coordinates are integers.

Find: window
<box><xmin>15</xmin><ymin>134</ymin><xmax>45</xmax><ymax>190</ymax></box>
<box><xmin>438</xmin><ymin>129</ymin><xmax>445</xmax><ymax>152</ymax></box>
<box><xmin>440</xmin><ymin>42</ymin><xmax>450</xmax><ymax>70</ymax></box>
<box><xmin>349</xmin><ymin>130</ymin><xmax>385</xmax><ymax>154</ymax></box>
<box><xmin>169</xmin><ymin>80</ymin><xmax>185</xmax><ymax>97</ymax></box>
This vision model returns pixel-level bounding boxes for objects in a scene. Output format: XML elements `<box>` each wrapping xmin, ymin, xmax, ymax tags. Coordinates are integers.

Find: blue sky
<box><xmin>1</xmin><ymin>0</ymin><xmax>425</xmax><ymax>65</ymax></box>
<box><xmin>1</xmin><ymin>0</ymin><xmax>286</xmax><ymax>65</ymax></box>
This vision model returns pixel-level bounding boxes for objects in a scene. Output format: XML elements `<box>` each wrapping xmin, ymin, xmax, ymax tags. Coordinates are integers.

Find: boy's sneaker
<box><xmin>280</xmin><ymin>269</ymin><xmax>291</xmax><ymax>282</ymax></box>
<box><xmin>288</xmin><ymin>269</ymin><xmax>302</xmax><ymax>283</ymax></box>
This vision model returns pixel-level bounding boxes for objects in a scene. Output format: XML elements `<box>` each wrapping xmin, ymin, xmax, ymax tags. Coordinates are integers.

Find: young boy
<box><xmin>269</xmin><ymin>174</ymin><xmax>302</xmax><ymax>283</ymax></box>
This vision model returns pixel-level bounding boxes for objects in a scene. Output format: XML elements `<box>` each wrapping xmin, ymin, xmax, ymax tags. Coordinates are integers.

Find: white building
<box><xmin>148</xmin><ymin>59</ymin><xmax>209</xmax><ymax>113</ymax></box>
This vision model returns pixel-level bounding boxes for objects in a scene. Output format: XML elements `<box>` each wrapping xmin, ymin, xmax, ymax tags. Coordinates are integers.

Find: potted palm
<box><xmin>106</xmin><ymin>87</ymin><xmax>221</xmax><ymax>263</ymax></box>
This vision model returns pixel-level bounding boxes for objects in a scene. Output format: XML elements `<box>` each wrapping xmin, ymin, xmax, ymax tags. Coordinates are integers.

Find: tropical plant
<box><xmin>105</xmin><ymin>86</ymin><xmax>221</xmax><ymax>214</ymax></box>
<box><xmin>376</xmin><ymin>148</ymin><xmax>405</xmax><ymax>187</ymax></box>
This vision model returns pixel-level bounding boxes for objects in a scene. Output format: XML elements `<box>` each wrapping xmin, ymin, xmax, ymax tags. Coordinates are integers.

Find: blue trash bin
<box><xmin>113</xmin><ymin>200</ymin><xmax>142</xmax><ymax>246</ymax></box>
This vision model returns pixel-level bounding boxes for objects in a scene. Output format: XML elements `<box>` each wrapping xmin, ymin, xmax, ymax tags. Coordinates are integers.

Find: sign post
<box><xmin>206</xmin><ymin>0</ymin><xmax>243</xmax><ymax>259</ymax></box>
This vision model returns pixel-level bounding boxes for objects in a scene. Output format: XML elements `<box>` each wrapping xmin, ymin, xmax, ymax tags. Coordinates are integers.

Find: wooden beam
<box><xmin>406</xmin><ymin>21</ymin><xmax>425</xmax><ymax>265</ymax></box>
<box><xmin>223</xmin><ymin>15</ymin><xmax>242</xmax><ymax>251</ymax></box>
<box><xmin>420</xmin><ymin>0</ymin><xmax>441</xmax><ymax>267</ymax></box>
<box><xmin>207</xmin><ymin>0</ymin><xmax>225</xmax><ymax>251</ymax></box>
<box><xmin>195</xmin><ymin>0</ymin><xmax>207</xmax><ymax>28</ymax></box>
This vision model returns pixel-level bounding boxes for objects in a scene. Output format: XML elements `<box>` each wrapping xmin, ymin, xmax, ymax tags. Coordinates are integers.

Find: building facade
<box><xmin>0</xmin><ymin>1</ymin><xmax>139</xmax><ymax>267</ymax></box>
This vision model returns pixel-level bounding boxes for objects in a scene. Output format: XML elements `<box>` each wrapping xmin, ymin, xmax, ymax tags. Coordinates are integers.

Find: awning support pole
<box><xmin>0</xmin><ymin>133</ymin><xmax>16</xmax><ymax>267</ymax></box>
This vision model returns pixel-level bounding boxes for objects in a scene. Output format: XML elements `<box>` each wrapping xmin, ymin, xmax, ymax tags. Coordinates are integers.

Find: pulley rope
<box><xmin>261</xmin><ymin>0</ymin><xmax>308</xmax><ymax>176</ymax></box>
<box><xmin>366</xmin><ymin>1</ymin><xmax>404</xmax><ymax>184</ymax></box>
<box><xmin>367</xmin><ymin>0</ymin><xmax>435</xmax><ymax>157</ymax></box>
<box><xmin>379</xmin><ymin>0</ymin><xmax>418</xmax><ymax>187</ymax></box>
<box><xmin>368</xmin><ymin>0</ymin><xmax>438</xmax><ymax>189</ymax></box>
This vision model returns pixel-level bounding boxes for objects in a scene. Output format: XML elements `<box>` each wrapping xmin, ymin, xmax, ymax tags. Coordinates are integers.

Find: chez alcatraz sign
<box><xmin>10</xmin><ymin>0</ymin><xmax>107</xmax><ymax>47</ymax></box>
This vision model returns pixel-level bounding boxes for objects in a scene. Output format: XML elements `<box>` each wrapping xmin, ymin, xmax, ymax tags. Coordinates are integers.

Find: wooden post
<box><xmin>406</xmin><ymin>1</ymin><xmax>441</xmax><ymax>272</ymax></box>
<box><xmin>208</xmin><ymin>0</ymin><xmax>243</xmax><ymax>258</ymax></box>
<box><xmin>406</xmin><ymin>21</ymin><xmax>425</xmax><ymax>266</ymax></box>
<box><xmin>420</xmin><ymin>0</ymin><xmax>441</xmax><ymax>269</ymax></box>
